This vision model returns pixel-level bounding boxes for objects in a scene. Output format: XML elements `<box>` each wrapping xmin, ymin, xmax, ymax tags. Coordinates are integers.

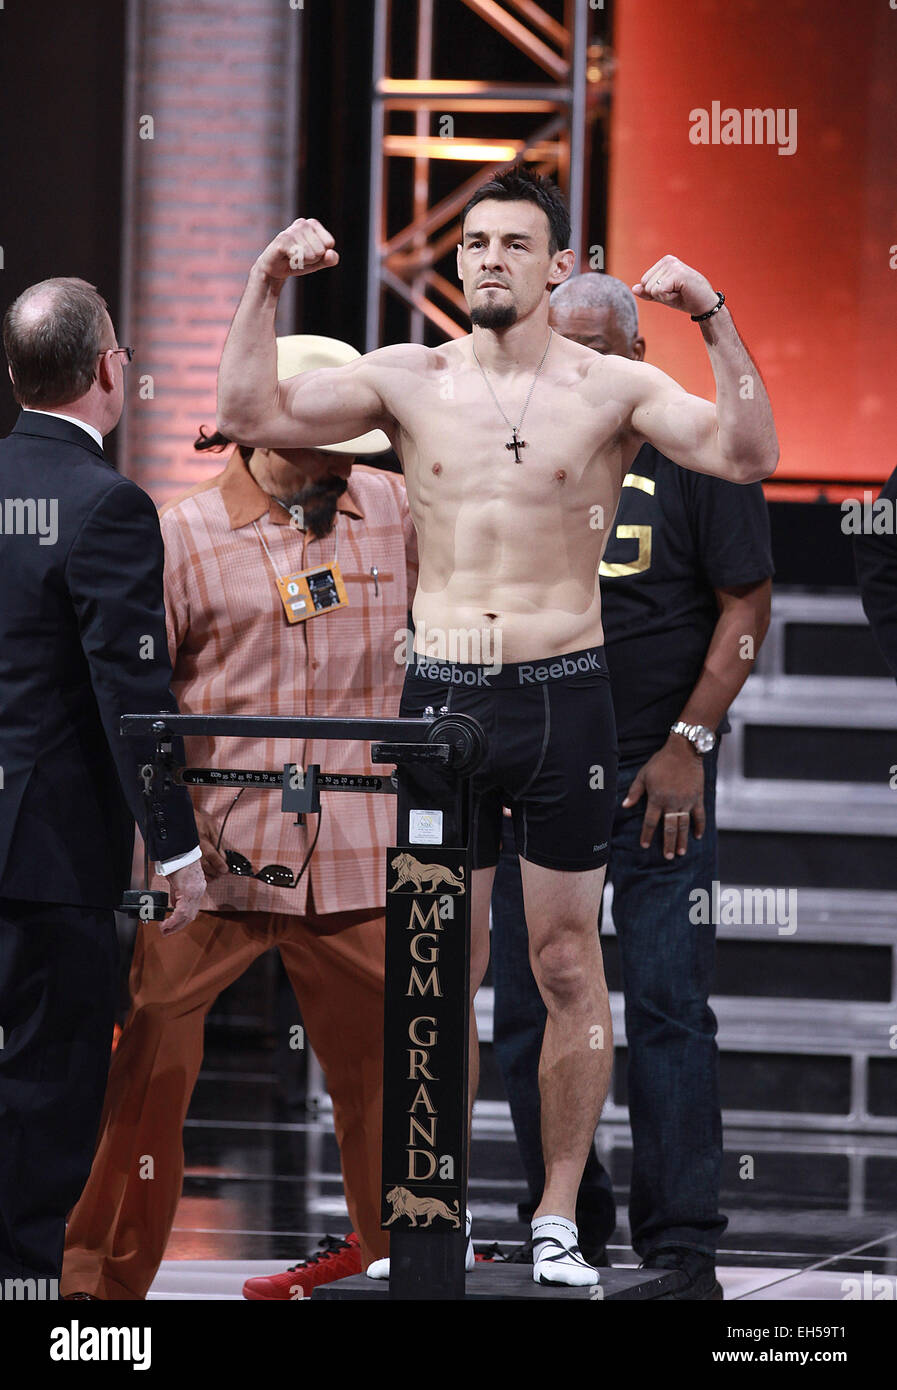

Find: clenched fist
<box><xmin>255</xmin><ymin>217</ymin><xmax>340</xmax><ymax>282</ymax></box>
<box><xmin>632</xmin><ymin>255</ymin><xmax>718</xmax><ymax>318</ymax></box>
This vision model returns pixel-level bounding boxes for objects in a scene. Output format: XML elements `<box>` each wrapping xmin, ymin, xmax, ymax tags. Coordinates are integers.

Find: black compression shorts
<box><xmin>398</xmin><ymin>645</ymin><xmax>618</xmax><ymax>872</ymax></box>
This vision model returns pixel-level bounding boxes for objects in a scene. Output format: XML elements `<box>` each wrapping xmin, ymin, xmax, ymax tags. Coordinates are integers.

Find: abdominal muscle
<box><xmin>411</xmin><ymin>592</ymin><xmax>605</xmax><ymax>666</ymax></box>
<box><xmin>410</xmin><ymin>524</ymin><xmax>606</xmax><ymax>666</ymax></box>
<box><xmin>392</xmin><ymin>351</ymin><xmax>628</xmax><ymax>665</ymax></box>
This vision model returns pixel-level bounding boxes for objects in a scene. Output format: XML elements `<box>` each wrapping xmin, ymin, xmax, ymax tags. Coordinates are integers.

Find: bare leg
<box><xmin>518</xmin><ymin>858</ymin><xmax>612</xmax><ymax>1223</ymax></box>
<box><xmin>468</xmin><ymin>865</ymin><xmax>496</xmax><ymax>1131</ymax></box>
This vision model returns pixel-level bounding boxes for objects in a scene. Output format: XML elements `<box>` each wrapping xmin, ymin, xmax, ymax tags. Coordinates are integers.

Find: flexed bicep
<box><xmin>275</xmin><ymin>356</ymin><xmax>390</xmax><ymax>450</ymax></box>
<box><xmin>630</xmin><ymin>362</ymin><xmax>722</xmax><ymax>479</ymax></box>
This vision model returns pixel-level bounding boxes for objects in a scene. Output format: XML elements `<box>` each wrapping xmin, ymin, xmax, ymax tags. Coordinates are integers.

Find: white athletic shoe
<box><xmin>366</xmin><ymin>1209</ymin><xmax>474</xmax><ymax>1280</ymax></box>
<box><xmin>532</xmin><ymin>1215</ymin><xmax>600</xmax><ymax>1287</ymax></box>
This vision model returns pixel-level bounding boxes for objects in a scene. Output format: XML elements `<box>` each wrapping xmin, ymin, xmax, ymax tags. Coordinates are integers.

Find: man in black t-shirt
<box><xmin>854</xmin><ymin>464</ymin><xmax>897</xmax><ymax>684</ymax></box>
<box><xmin>490</xmin><ymin>273</ymin><xmax>774</xmax><ymax>1299</ymax></box>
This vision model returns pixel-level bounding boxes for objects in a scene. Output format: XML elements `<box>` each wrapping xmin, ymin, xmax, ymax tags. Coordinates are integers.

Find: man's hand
<box><xmin>632</xmin><ymin>255</ymin><xmax>718</xmax><ymax>319</ymax></box>
<box><xmin>161</xmin><ymin>859</ymin><xmax>206</xmax><ymax>937</ymax></box>
<box><xmin>255</xmin><ymin>217</ymin><xmax>339</xmax><ymax>283</ymax></box>
<box><xmin>621</xmin><ymin>736</ymin><xmax>706</xmax><ymax>859</ymax></box>
<box><xmin>194</xmin><ymin>812</ymin><xmax>229</xmax><ymax>880</ymax></box>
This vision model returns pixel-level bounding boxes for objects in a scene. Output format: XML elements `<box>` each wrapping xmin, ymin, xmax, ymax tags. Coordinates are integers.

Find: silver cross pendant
<box><xmin>506</xmin><ymin>428</ymin><xmax>526</xmax><ymax>462</ymax></box>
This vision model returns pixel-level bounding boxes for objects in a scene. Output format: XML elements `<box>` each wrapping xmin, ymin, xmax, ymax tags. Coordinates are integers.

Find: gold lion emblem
<box><xmin>383</xmin><ymin>1185</ymin><xmax>461</xmax><ymax>1228</ymax></box>
<box><xmin>389</xmin><ymin>852</ymin><xmax>465</xmax><ymax>894</ymax></box>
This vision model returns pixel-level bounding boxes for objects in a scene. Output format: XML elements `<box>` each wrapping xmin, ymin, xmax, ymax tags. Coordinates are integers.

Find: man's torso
<box><xmin>158</xmin><ymin>460</ymin><xmax>416</xmax><ymax>915</ymax></box>
<box><xmin>0</xmin><ymin>418</ymin><xmax>135</xmax><ymax>902</ymax></box>
<box><xmin>600</xmin><ymin>444</ymin><xmax>774</xmax><ymax>758</ymax></box>
<box><xmin>375</xmin><ymin>335</ymin><xmax>644</xmax><ymax>662</ymax></box>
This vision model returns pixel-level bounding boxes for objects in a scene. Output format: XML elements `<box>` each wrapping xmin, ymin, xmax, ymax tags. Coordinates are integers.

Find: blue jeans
<box><xmin>490</xmin><ymin>745</ymin><xmax>727</xmax><ymax>1260</ymax></box>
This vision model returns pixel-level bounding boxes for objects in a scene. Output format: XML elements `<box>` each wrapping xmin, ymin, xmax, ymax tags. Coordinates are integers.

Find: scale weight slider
<box><xmin>119</xmin><ymin>889</ymin><xmax>170</xmax><ymax>921</ymax></box>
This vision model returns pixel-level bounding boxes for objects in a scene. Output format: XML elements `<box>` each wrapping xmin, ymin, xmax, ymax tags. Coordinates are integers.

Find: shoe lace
<box><xmin>287</xmin><ymin>1234</ymin><xmax>355</xmax><ymax>1272</ymax></box>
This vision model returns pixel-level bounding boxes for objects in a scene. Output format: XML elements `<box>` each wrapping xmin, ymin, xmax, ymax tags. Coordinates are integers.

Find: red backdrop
<box><xmin>607</xmin><ymin>0</ymin><xmax>897</xmax><ymax>492</ymax></box>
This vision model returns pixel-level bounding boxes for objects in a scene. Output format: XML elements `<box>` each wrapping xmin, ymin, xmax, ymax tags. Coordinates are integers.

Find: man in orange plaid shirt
<box><xmin>61</xmin><ymin>336</ymin><xmax>418</xmax><ymax>1301</ymax></box>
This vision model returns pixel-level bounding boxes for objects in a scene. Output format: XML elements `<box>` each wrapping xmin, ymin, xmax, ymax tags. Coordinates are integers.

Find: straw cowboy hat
<box><xmin>274</xmin><ymin>334</ymin><xmax>391</xmax><ymax>456</ymax></box>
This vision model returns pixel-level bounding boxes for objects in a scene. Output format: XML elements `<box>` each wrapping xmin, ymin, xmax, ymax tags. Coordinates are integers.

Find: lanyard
<box><xmin>252</xmin><ymin>512</ymin><xmax>340</xmax><ymax>578</ymax></box>
<box><xmin>252</xmin><ymin>514</ymin><xmax>347</xmax><ymax>624</ymax></box>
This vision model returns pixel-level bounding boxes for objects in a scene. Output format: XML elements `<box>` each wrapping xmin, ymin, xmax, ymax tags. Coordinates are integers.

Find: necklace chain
<box><xmin>471</xmin><ymin>330</ymin><xmax>553</xmax><ymax>447</ymax></box>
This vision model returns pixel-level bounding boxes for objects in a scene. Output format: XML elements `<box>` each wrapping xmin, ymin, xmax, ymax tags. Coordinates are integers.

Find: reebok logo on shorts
<box><xmin>414</xmin><ymin>661</ymin><xmax>492</xmax><ymax>687</ymax></box>
<box><xmin>407</xmin><ymin>645</ymin><xmax>606</xmax><ymax>691</ymax></box>
<box><xmin>518</xmin><ymin>651</ymin><xmax>604</xmax><ymax>684</ymax></box>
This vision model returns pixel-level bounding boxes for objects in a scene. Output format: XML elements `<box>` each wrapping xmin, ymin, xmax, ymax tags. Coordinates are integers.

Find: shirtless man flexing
<box><xmin>217</xmin><ymin>165</ymin><xmax>778</xmax><ymax>1287</ymax></box>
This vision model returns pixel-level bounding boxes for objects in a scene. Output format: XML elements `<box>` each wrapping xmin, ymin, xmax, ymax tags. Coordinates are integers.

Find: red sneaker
<box><xmin>242</xmin><ymin>1234</ymin><xmax>362</xmax><ymax>1300</ymax></box>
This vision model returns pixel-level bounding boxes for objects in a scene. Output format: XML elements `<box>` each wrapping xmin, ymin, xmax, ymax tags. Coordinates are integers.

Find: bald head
<box><xmin>3</xmin><ymin>277</ymin><xmax>113</xmax><ymax>408</ymax></box>
<box><xmin>549</xmin><ymin>272</ymin><xmax>644</xmax><ymax>360</ymax></box>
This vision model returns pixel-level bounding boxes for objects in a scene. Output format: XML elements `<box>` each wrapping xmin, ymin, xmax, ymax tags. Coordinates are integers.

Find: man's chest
<box><xmin>393</xmin><ymin>375</ymin><xmax>628</xmax><ymax>506</ymax></box>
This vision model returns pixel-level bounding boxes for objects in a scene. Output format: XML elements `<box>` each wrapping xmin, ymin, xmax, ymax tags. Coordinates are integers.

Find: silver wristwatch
<box><xmin>670</xmin><ymin>720</ymin><xmax>716</xmax><ymax>754</ymax></box>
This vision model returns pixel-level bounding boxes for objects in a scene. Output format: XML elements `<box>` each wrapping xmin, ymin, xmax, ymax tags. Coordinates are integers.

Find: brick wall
<box><xmin>121</xmin><ymin>0</ymin><xmax>298</xmax><ymax>502</ymax></box>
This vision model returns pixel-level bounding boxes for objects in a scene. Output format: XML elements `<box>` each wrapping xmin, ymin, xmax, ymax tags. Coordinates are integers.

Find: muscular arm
<box><xmin>625</xmin><ymin>256</ymin><xmax>779</xmax><ymax>485</ymax></box>
<box><xmin>676</xmin><ymin>578</ymin><xmax>772</xmax><ymax>731</ymax></box>
<box><xmin>623</xmin><ymin>578</ymin><xmax>772</xmax><ymax>855</ymax></box>
<box><xmin>217</xmin><ymin>217</ymin><xmax>392</xmax><ymax>449</ymax></box>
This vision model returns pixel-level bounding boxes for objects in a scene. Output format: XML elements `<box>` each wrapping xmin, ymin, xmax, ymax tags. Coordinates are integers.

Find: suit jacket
<box><xmin>0</xmin><ymin>411</ymin><xmax>198</xmax><ymax>909</ymax></box>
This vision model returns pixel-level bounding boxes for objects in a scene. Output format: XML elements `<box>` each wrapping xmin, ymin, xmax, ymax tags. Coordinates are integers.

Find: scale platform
<box><xmin>313</xmin><ymin>1263</ymin><xmax>680</xmax><ymax>1301</ymax></box>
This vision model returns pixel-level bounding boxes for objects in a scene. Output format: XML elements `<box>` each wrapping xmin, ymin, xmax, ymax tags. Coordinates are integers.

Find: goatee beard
<box><xmin>283</xmin><ymin>475</ymin><xmax>348</xmax><ymax>539</ymax></box>
<box><xmin>470</xmin><ymin>301</ymin><xmax>518</xmax><ymax>331</ymax></box>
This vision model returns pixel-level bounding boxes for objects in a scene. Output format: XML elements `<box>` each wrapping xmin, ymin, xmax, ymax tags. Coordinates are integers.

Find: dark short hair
<box><xmin>2</xmin><ymin>277</ymin><xmax>111</xmax><ymax>408</ymax></box>
<box><xmin>194</xmin><ymin>425</ymin><xmax>253</xmax><ymax>464</ymax></box>
<box><xmin>461</xmin><ymin>164</ymin><xmax>571</xmax><ymax>256</ymax></box>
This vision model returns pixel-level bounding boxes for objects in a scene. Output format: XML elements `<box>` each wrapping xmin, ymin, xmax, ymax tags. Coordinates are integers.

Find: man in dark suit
<box><xmin>0</xmin><ymin>276</ymin><xmax>205</xmax><ymax>1289</ymax></box>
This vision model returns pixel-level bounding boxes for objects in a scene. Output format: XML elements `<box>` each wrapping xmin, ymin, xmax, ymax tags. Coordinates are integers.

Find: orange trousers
<box><xmin>61</xmin><ymin>901</ymin><xmax>388</xmax><ymax>1299</ymax></box>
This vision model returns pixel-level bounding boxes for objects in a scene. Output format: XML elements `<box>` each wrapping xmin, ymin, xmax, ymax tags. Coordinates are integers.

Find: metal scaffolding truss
<box><xmin>365</xmin><ymin>0</ymin><xmax>612</xmax><ymax>350</ymax></box>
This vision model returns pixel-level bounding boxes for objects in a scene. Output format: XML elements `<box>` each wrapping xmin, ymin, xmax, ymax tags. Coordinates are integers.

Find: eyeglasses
<box><xmin>98</xmin><ymin>346</ymin><xmax>134</xmax><ymax>364</ymax></box>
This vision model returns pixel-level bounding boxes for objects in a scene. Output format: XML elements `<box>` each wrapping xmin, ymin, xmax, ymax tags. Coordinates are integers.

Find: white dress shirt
<box><xmin>25</xmin><ymin>408</ymin><xmax>104</xmax><ymax>450</ymax></box>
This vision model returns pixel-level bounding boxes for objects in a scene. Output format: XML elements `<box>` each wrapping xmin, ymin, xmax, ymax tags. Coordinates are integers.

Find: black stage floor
<box><xmin>140</xmin><ymin>1036</ymin><xmax>897</xmax><ymax>1300</ymax></box>
<box><xmin>313</xmin><ymin>1265</ymin><xmax>679</xmax><ymax>1300</ymax></box>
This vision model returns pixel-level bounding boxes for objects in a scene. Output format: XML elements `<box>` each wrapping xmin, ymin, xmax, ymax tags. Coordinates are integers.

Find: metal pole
<box><xmin>366</xmin><ymin>0</ymin><xmax>389</xmax><ymax>351</ymax></box>
<box><xmin>567</xmin><ymin>0</ymin><xmax>589</xmax><ymax>268</ymax></box>
<box><xmin>410</xmin><ymin>0</ymin><xmax>434</xmax><ymax>344</ymax></box>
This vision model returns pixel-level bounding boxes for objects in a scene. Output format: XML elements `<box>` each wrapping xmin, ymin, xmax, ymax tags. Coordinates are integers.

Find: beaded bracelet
<box><xmin>691</xmin><ymin>291</ymin><xmax>726</xmax><ymax>322</ymax></box>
